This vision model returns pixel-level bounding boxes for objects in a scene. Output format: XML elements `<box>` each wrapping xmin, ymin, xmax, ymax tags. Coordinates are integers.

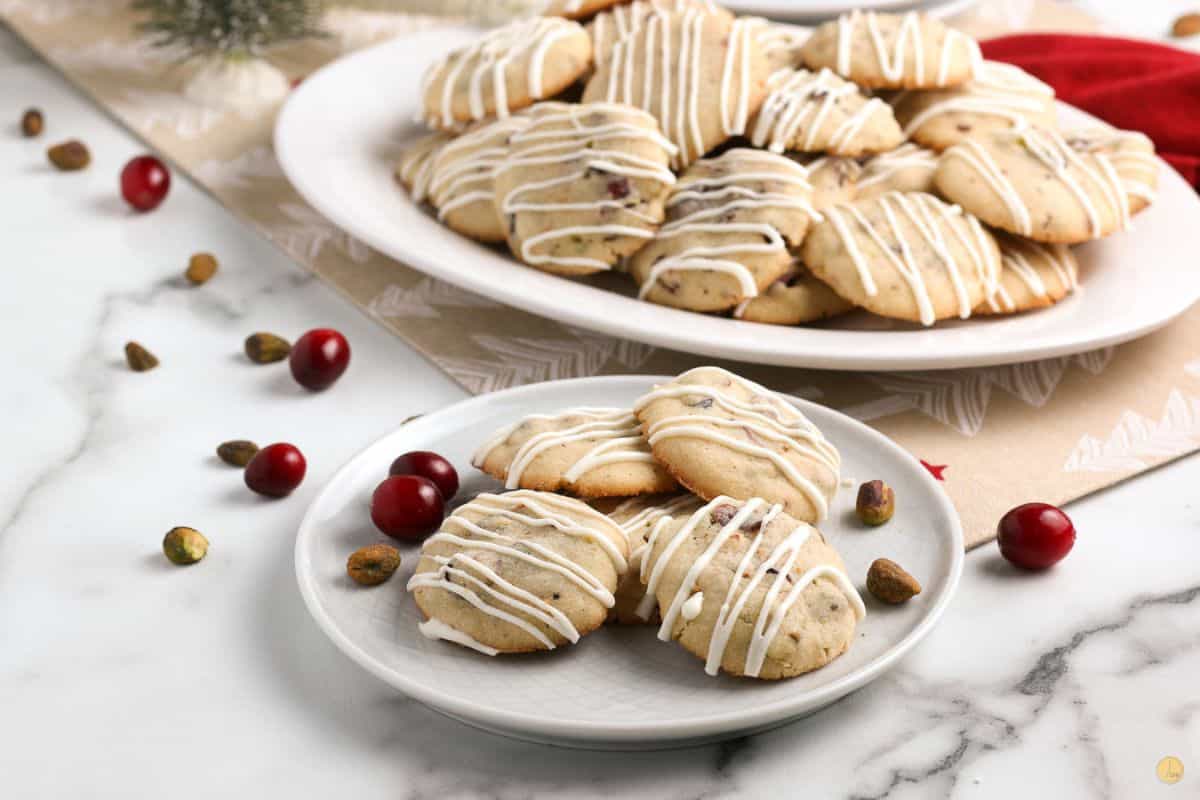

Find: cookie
<box><xmin>493</xmin><ymin>102</ymin><xmax>676</xmax><ymax>275</ymax></box>
<box><xmin>794</xmin><ymin>154</ymin><xmax>861</xmax><ymax>209</ymax></box>
<box><xmin>427</xmin><ymin>115</ymin><xmax>532</xmax><ymax>243</ymax></box>
<box><xmin>802</xmin><ymin>10</ymin><xmax>980</xmax><ymax>90</ymax></box>
<box><xmin>754</xmin><ymin>20</ymin><xmax>813</xmax><ymax>73</ymax></box>
<box><xmin>977</xmin><ymin>233</ymin><xmax>1078</xmax><ymax>315</ymax></box>
<box><xmin>891</xmin><ymin>60</ymin><xmax>1056</xmax><ymax>152</ymax></box>
<box><xmin>582</xmin><ymin>9</ymin><xmax>770</xmax><ymax>168</ymax></box>
<box><xmin>855</xmin><ymin>142</ymin><xmax>939</xmax><ymax>200</ymax></box>
<box><xmin>935</xmin><ymin>124</ymin><xmax>1134</xmax><ymax>243</ymax></box>
<box><xmin>587</xmin><ymin>0</ymin><xmax>732</xmax><ymax>72</ymax></box>
<box><xmin>1063</xmin><ymin>128</ymin><xmax>1159</xmax><ymax>215</ymax></box>
<box><xmin>638</xmin><ymin>496</ymin><xmax>865</xmax><ymax>679</ymax></box>
<box><xmin>408</xmin><ymin>490</ymin><xmax>629</xmax><ymax>655</ymax></box>
<box><xmin>749</xmin><ymin>68</ymin><xmax>904</xmax><ymax>157</ymax></box>
<box><xmin>472</xmin><ymin>406</ymin><xmax>677</xmax><ymax>497</ymax></box>
<box><xmin>733</xmin><ymin>264</ymin><xmax>855</xmax><ymax>325</ymax></box>
<box><xmin>396</xmin><ymin>131</ymin><xmax>452</xmax><ymax>204</ymax></box>
<box><xmin>421</xmin><ymin>17</ymin><xmax>592</xmax><ymax>131</ymax></box>
<box><xmin>543</xmin><ymin>0</ymin><xmax>625</xmax><ymax>20</ymax></box>
<box><xmin>802</xmin><ymin>191</ymin><xmax>1001</xmax><ymax>325</ymax></box>
<box><xmin>633</xmin><ymin>366</ymin><xmax>842</xmax><ymax>523</ymax></box>
<box><xmin>628</xmin><ymin>148</ymin><xmax>816</xmax><ymax>312</ymax></box>
<box><xmin>606</xmin><ymin>493</ymin><xmax>705</xmax><ymax>624</ymax></box>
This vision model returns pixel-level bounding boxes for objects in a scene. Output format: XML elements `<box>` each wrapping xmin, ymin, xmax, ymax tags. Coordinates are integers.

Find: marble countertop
<box><xmin>2</xmin><ymin>11</ymin><xmax>1198</xmax><ymax>799</ymax></box>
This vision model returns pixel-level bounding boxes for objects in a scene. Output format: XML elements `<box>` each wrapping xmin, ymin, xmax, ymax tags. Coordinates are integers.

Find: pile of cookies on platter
<box><xmin>396</xmin><ymin>0</ymin><xmax>1161</xmax><ymax>327</ymax></box>
<box><xmin>407</xmin><ymin>366</ymin><xmax>874</xmax><ymax>681</ymax></box>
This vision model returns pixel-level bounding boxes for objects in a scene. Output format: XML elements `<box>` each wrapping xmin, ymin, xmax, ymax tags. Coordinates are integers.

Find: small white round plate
<box><xmin>275</xmin><ymin>28</ymin><xmax>1200</xmax><ymax>371</ymax></box>
<box><xmin>721</xmin><ymin>0</ymin><xmax>975</xmax><ymax>22</ymax></box>
<box><xmin>294</xmin><ymin>376</ymin><xmax>963</xmax><ymax>749</ymax></box>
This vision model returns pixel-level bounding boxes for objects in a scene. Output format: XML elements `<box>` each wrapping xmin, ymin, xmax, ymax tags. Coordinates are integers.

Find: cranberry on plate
<box><xmin>120</xmin><ymin>155</ymin><xmax>171</xmax><ymax>212</ymax></box>
<box><xmin>371</xmin><ymin>475</ymin><xmax>445</xmax><ymax>541</ymax></box>
<box><xmin>244</xmin><ymin>443</ymin><xmax>307</xmax><ymax>498</ymax></box>
<box><xmin>997</xmin><ymin>503</ymin><xmax>1076</xmax><ymax>570</ymax></box>
<box><xmin>389</xmin><ymin>450</ymin><xmax>458</xmax><ymax>501</ymax></box>
<box><xmin>289</xmin><ymin>328</ymin><xmax>350</xmax><ymax>391</ymax></box>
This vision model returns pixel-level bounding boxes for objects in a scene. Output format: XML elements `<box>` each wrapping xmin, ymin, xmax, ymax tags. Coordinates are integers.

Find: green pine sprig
<box><xmin>132</xmin><ymin>0</ymin><xmax>325</xmax><ymax>59</ymax></box>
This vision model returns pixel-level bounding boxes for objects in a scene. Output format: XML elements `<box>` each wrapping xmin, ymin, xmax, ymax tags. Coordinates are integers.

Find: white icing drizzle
<box><xmin>610</xmin><ymin>494</ymin><xmax>705</xmax><ymax>575</ymax></box>
<box><xmin>834</xmin><ymin>10</ymin><xmax>979</xmax><ymax>88</ymax></box>
<box><xmin>640</xmin><ymin>496</ymin><xmax>865</xmax><ymax>677</ymax></box>
<box><xmin>823</xmin><ymin>191</ymin><xmax>999</xmax><ymax>325</ymax></box>
<box><xmin>639</xmin><ymin>150</ymin><xmax>817</xmax><ymax>300</ymax></box>
<box><xmin>986</xmin><ymin>239</ymin><xmax>1077</xmax><ymax>313</ymax></box>
<box><xmin>896</xmin><ymin>60</ymin><xmax>1054</xmax><ymax>138</ymax></box>
<box><xmin>495</xmin><ymin>103</ymin><xmax>677</xmax><ymax>271</ymax></box>
<box><xmin>1067</xmin><ymin>129</ymin><xmax>1160</xmax><ymax>204</ymax></box>
<box><xmin>408</xmin><ymin>490</ymin><xmax>626</xmax><ymax>653</ymax></box>
<box><xmin>398</xmin><ymin>135</ymin><xmax>447</xmax><ymax>204</ymax></box>
<box><xmin>857</xmin><ymin>142</ymin><xmax>938</xmax><ymax>193</ymax></box>
<box><xmin>942</xmin><ymin>123</ymin><xmax>1131</xmax><ymax>238</ymax></box>
<box><xmin>600</xmin><ymin>9</ymin><xmax>759</xmax><ymax>167</ymax></box>
<box><xmin>750</xmin><ymin>68</ymin><xmax>891</xmax><ymax>154</ymax></box>
<box><xmin>428</xmin><ymin>115</ymin><xmax>531</xmax><ymax>219</ymax></box>
<box><xmin>471</xmin><ymin>407</ymin><xmax>658</xmax><ymax>489</ymax></box>
<box><xmin>632</xmin><ymin>367</ymin><xmax>840</xmax><ymax>520</ymax></box>
<box><xmin>590</xmin><ymin>0</ymin><xmax>726</xmax><ymax>71</ymax></box>
<box><xmin>421</xmin><ymin>17</ymin><xmax>580</xmax><ymax>129</ymax></box>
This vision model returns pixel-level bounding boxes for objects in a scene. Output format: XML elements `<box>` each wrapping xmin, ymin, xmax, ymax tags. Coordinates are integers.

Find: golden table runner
<box><xmin>6</xmin><ymin>1</ymin><xmax>1199</xmax><ymax>548</ymax></box>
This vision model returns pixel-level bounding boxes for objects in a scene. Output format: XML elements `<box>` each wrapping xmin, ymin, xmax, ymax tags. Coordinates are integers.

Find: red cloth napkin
<box><xmin>981</xmin><ymin>34</ymin><xmax>1200</xmax><ymax>189</ymax></box>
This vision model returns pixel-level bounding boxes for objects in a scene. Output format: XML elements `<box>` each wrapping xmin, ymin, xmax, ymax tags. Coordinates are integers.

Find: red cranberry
<box><xmin>389</xmin><ymin>451</ymin><xmax>458</xmax><ymax>501</ymax></box>
<box><xmin>120</xmin><ymin>155</ymin><xmax>171</xmax><ymax>212</ymax></box>
<box><xmin>997</xmin><ymin>503</ymin><xmax>1076</xmax><ymax>570</ymax></box>
<box><xmin>289</xmin><ymin>328</ymin><xmax>350</xmax><ymax>391</ymax></box>
<box><xmin>244</xmin><ymin>443</ymin><xmax>307</xmax><ymax>498</ymax></box>
<box><xmin>371</xmin><ymin>475</ymin><xmax>444</xmax><ymax>541</ymax></box>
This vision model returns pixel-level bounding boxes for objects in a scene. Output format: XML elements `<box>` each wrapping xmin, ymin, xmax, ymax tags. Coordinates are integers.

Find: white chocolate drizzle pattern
<box><xmin>834</xmin><ymin>10</ymin><xmax>980</xmax><ymax>88</ymax></box>
<box><xmin>750</xmin><ymin>67</ymin><xmax>893</xmax><ymax>154</ymax></box>
<box><xmin>638</xmin><ymin>150</ymin><xmax>818</xmax><ymax>301</ymax></box>
<box><xmin>639</xmin><ymin>496</ymin><xmax>865</xmax><ymax>677</ymax></box>
<box><xmin>471</xmin><ymin>407</ymin><xmax>659</xmax><ymax>489</ymax></box>
<box><xmin>941</xmin><ymin>123</ymin><xmax>1131</xmax><ymax>238</ymax></box>
<box><xmin>894</xmin><ymin>60</ymin><xmax>1054</xmax><ymax>138</ymax></box>
<box><xmin>610</xmin><ymin>493</ymin><xmax>705</xmax><ymax>571</ymax></box>
<box><xmin>985</xmin><ymin>239</ymin><xmax>1077</xmax><ymax>313</ymax></box>
<box><xmin>589</xmin><ymin>0</ymin><xmax>726</xmax><ymax>70</ymax></box>
<box><xmin>428</xmin><ymin>115</ymin><xmax>531</xmax><ymax>220</ymax></box>
<box><xmin>397</xmin><ymin>134</ymin><xmax>449</xmax><ymax>204</ymax></box>
<box><xmin>598</xmin><ymin>9</ymin><xmax>761</xmax><ymax>167</ymax></box>
<box><xmin>822</xmin><ymin>191</ymin><xmax>999</xmax><ymax>325</ymax></box>
<box><xmin>495</xmin><ymin>103</ymin><xmax>677</xmax><ymax>271</ymax></box>
<box><xmin>634</xmin><ymin>367</ymin><xmax>841</xmax><ymax>520</ymax></box>
<box><xmin>857</xmin><ymin>142</ymin><xmax>938</xmax><ymax>193</ymax></box>
<box><xmin>420</xmin><ymin>17</ymin><xmax>582</xmax><ymax>130</ymax></box>
<box><xmin>408</xmin><ymin>490</ymin><xmax>626</xmax><ymax>653</ymax></box>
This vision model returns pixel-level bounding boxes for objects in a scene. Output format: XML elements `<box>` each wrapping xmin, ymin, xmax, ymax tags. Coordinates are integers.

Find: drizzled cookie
<box><xmin>542</xmin><ymin>0</ymin><xmax>625</xmax><ymax>20</ymax></box>
<box><xmin>639</xmin><ymin>496</ymin><xmax>865</xmax><ymax>679</ymax></box>
<box><xmin>421</xmin><ymin>17</ymin><xmax>592</xmax><ymax>131</ymax></box>
<box><xmin>935</xmin><ymin>123</ymin><xmax>1141</xmax><ymax>243</ymax></box>
<box><xmin>582</xmin><ymin>9</ymin><xmax>770</xmax><ymax>168</ymax></box>
<box><xmin>395</xmin><ymin>131</ymin><xmax>452</xmax><ymax>205</ymax></box>
<box><xmin>1063</xmin><ymin>128</ymin><xmax>1159</xmax><ymax>215</ymax></box>
<box><xmin>409</xmin><ymin>490</ymin><xmax>629</xmax><ymax>655</ymax></box>
<box><xmin>749</xmin><ymin>68</ymin><xmax>904</xmax><ymax>157</ymax></box>
<box><xmin>803</xmin><ymin>10</ymin><xmax>980</xmax><ymax>90</ymax></box>
<box><xmin>802</xmin><ymin>191</ymin><xmax>1001</xmax><ymax>326</ymax></box>
<box><xmin>605</xmin><ymin>493</ymin><xmax>705</xmax><ymax>624</ymax></box>
<box><xmin>891</xmin><ymin>60</ymin><xmax>1056</xmax><ymax>152</ymax></box>
<box><xmin>427</xmin><ymin>115</ymin><xmax>532</xmax><ymax>243</ymax></box>
<box><xmin>628</xmin><ymin>148</ymin><xmax>817</xmax><ymax>312</ymax></box>
<box><xmin>855</xmin><ymin>142</ymin><xmax>939</xmax><ymax>201</ymax></box>
<box><xmin>472</xmin><ymin>406</ymin><xmax>677</xmax><ymax>497</ymax></box>
<box><xmin>794</xmin><ymin>154</ymin><xmax>862</xmax><ymax>209</ymax></box>
<box><xmin>587</xmin><ymin>0</ymin><xmax>732</xmax><ymax>72</ymax></box>
<box><xmin>753</xmin><ymin>19</ymin><xmax>813</xmax><ymax>73</ymax></box>
<box><xmin>494</xmin><ymin>102</ymin><xmax>677</xmax><ymax>275</ymax></box>
<box><xmin>633</xmin><ymin>366</ymin><xmax>841</xmax><ymax>523</ymax></box>
<box><xmin>977</xmin><ymin>233</ymin><xmax>1078</xmax><ymax>316</ymax></box>
<box><xmin>733</xmin><ymin>265</ymin><xmax>854</xmax><ymax>325</ymax></box>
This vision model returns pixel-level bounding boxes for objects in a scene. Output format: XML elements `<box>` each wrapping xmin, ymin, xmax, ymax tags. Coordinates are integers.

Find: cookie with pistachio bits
<box><xmin>605</xmin><ymin>493</ymin><xmax>706</xmax><ymax>624</ymax></box>
<box><xmin>802</xmin><ymin>191</ymin><xmax>1001</xmax><ymax>326</ymax></box>
<box><xmin>792</xmin><ymin>154</ymin><xmax>861</xmax><ymax>210</ymax></box>
<box><xmin>1062</xmin><ymin>127</ymin><xmax>1159</xmax><ymax>215</ymax></box>
<box><xmin>421</xmin><ymin>17</ymin><xmax>592</xmax><ymax>131</ymax></box>
<box><xmin>733</xmin><ymin>265</ymin><xmax>855</xmax><ymax>326</ymax></box>
<box><xmin>587</xmin><ymin>0</ymin><xmax>732</xmax><ymax>72</ymax></box>
<box><xmin>396</xmin><ymin>131</ymin><xmax>452</xmax><ymax>205</ymax></box>
<box><xmin>802</xmin><ymin>10</ymin><xmax>981</xmax><ymax>90</ymax></box>
<box><xmin>749</xmin><ymin>68</ymin><xmax>904</xmax><ymax>157</ymax></box>
<box><xmin>976</xmin><ymin>233</ymin><xmax>1078</xmax><ymax>316</ymax></box>
<box><xmin>855</xmin><ymin>142</ymin><xmax>939</xmax><ymax>201</ymax></box>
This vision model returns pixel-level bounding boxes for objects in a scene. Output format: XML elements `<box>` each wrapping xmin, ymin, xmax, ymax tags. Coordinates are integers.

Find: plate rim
<box><xmin>293</xmin><ymin>375</ymin><xmax>965</xmax><ymax>743</ymax></box>
<box><xmin>273</xmin><ymin>28</ymin><xmax>1200</xmax><ymax>372</ymax></box>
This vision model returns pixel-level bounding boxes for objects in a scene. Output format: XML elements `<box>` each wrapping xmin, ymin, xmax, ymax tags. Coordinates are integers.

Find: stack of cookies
<box><xmin>407</xmin><ymin>366</ymin><xmax>867</xmax><ymax>680</ymax></box>
<box><xmin>397</xmin><ymin>2</ymin><xmax>1160</xmax><ymax>327</ymax></box>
